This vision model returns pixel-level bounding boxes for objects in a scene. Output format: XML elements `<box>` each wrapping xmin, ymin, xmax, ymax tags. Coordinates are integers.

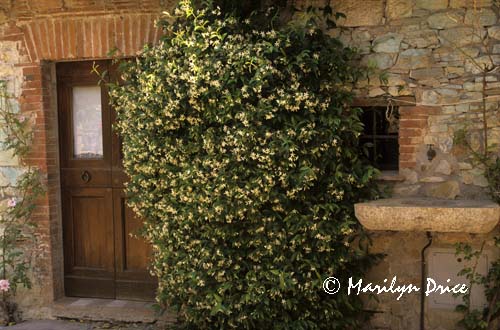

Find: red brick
<box><xmin>39</xmin><ymin>20</ymin><xmax>50</xmax><ymax>59</ymax></box>
<box><xmin>399</xmin><ymin>105</ymin><xmax>439</xmax><ymax>117</ymax></box>
<box><xmin>83</xmin><ymin>19</ymin><xmax>92</xmax><ymax>58</ymax></box>
<box><xmin>399</xmin><ymin>119</ymin><xmax>427</xmax><ymax>129</ymax></box>
<box><xmin>144</xmin><ymin>14</ymin><xmax>152</xmax><ymax>44</ymax></box>
<box><xmin>115</xmin><ymin>16</ymin><xmax>125</xmax><ymax>53</ymax></box>
<box><xmin>91</xmin><ymin>18</ymin><xmax>100</xmax><ymax>57</ymax></box>
<box><xmin>399</xmin><ymin>153</ymin><xmax>416</xmax><ymax>161</ymax></box>
<box><xmin>76</xmin><ymin>19</ymin><xmax>84</xmax><ymax>58</ymax></box>
<box><xmin>54</xmin><ymin>19</ymin><xmax>63</xmax><ymax>59</ymax></box>
<box><xmin>22</xmin><ymin>24</ymin><xmax>39</xmax><ymax>62</ymax></box>
<box><xmin>400</xmin><ymin>161</ymin><xmax>417</xmax><ymax>169</ymax></box>
<box><xmin>21</xmin><ymin>94</ymin><xmax>43</xmax><ymax>103</ymax></box>
<box><xmin>67</xmin><ymin>19</ymin><xmax>76</xmax><ymax>58</ymax></box>
<box><xmin>123</xmin><ymin>15</ymin><xmax>131</xmax><ymax>54</ymax></box>
<box><xmin>23</xmin><ymin>79</ymin><xmax>43</xmax><ymax>89</ymax></box>
<box><xmin>23</xmin><ymin>66</ymin><xmax>42</xmax><ymax>76</ymax></box>
<box><xmin>399</xmin><ymin>137</ymin><xmax>418</xmax><ymax>146</ymax></box>
<box><xmin>99</xmin><ymin>18</ymin><xmax>107</xmax><ymax>56</ymax></box>
<box><xmin>3</xmin><ymin>22</ymin><xmax>24</xmax><ymax>36</ymax></box>
<box><xmin>105</xmin><ymin>18</ymin><xmax>113</xmax><ymax>55</ymax></box>
<box><xmin>399</xmin><ymin>128</ymin><xmax>422</xmax><ymax>138</ymax></box>
<box><xmin>399</xmin><ymin>145</ymin><xmax>416</xmax><ymax>154</ymax></box>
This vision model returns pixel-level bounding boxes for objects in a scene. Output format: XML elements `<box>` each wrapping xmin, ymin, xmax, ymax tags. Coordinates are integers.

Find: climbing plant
<box><xmin>455</xmin><ymin>239</ymin><xmax>500</xmax><ymax>330</ymax></box>
<box><xmin>451</xmin><ymin>3</ymin><xmax>500</xmax><ymax>330</ymax></box>
<box><xmin>109</xmin><ymin>0</ymin><xmax>379</xmax><ymax>328</ymax></box>
<box><xmin>0</xmin><ymin>82</ymin><xmax>44</xmax><ymax>325</ymax></box>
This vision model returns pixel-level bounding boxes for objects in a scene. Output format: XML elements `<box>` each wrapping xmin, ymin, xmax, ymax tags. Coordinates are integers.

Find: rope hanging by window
<box><xmin>385</xmin><ymin>99</ymin><xmax>399</xmax><ymax>134</ymax></box>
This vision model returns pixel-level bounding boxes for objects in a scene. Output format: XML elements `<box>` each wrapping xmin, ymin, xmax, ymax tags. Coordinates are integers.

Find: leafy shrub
<box><xmin>110</xmin><ymin>1</ymin><xmax>379</xmax><ymax>328</ymax></box>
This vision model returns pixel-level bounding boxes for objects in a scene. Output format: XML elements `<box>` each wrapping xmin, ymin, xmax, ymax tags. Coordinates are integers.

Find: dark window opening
<box><xmin>359</xmin><ymin>106</ymin><xmax>399</xmax><ymax>171</ymax></box>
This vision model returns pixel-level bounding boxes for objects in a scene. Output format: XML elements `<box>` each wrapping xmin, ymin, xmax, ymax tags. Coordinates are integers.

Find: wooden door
<box><xmin>58</xmin><ymin>61</ymin><xmax>156</xmax><ymax>301</ymax></box>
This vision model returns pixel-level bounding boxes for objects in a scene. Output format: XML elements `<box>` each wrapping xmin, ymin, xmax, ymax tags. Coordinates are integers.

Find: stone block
<box><xmin>464</xmin><ymin>82</ymin><xmax>483</xmax><ymax>91</ymax></box>
<box><xmin>335</xmin><ymin>0</ymin><xmax>384</xmax><ymax>27</ymax></box>
<box><xmin>420</xmin><ymin>176</ymin><xmax>446</xmax><ymax>183</ymax></box>
<box><xmin>436</xmin><ymin>88</ymin><xmax>460</xmax><ymax>102</ymax></box>
<box><xmin>470</xmin><ymin>168</ymin><xmax>489</xmax><ymax>187</ymax></box>
<box><xmin>415</xmin><ymin>0</ymin><xmax>448</xmax><ymax>10</ymax></box>
<box><xmin>410</xmin><ymin>68</ymin><xmax>444</xmax><ymax>80</ymax></box>
<box><xmin>386</xmin><ymin>0</ymin><xmax>413</xmax><ymax>19</ymax></box>
<box><xmin>395</xmin><ymin>49</ymin><xmax>432</xmax><ymax>69</ymax></box>
<box><xmin>369</xmin><ymin>87</ymin><xmax>386</xmax><ymax>97</ymax></box>
<box><xmin>393</xmin><ymin>184</ymin><xmax>421</xmax><ymax>196</ymax></box>
<box><xmin>0</xmin><ymin>150</ymin><xmax>19</xmax><ymax>167</ymax></box>
<box><xmin>465</xmin><ymin>56</ymin><xmax>496</xmax><ymax>74</ymax></box>
<box><xmin>426</xmin><ymin>181</ymin><xmax>460</xmax><ymax>199</ymax></box>
<box><xmin>362</xmin><ymin>53</ymin><xmax>395</xmax><ymax>70</ymax></box>
<box><xmin>446</xmin><ymin>66</ymin><xmax>465</xmax><ymax>76</ymax></box>
<box><xmin>0</xmin><ymin>167</ymin><xmax>23</xmax><ymax>186</ymax></box>
<box><xmin>458</xmin><ymin>162</ymin><xmax>473</xmax><ymax>170</ymax></box>
<box><xmin>388</xmin><ymin>86</ymin><xmax>400</xmax><ymax>96</ymax></box>
<box><xmin>385</xmin><ymin>73</ymin><xmax>406</xmax><ymax>86</ymax></box>
<box><xmin>460</xmin><ymin>171</ymin><xmax>474</xmax><ymax>184</ymax></box>
<box><xmin>488</xmin><ymin>26</ymin><xmax>500</xmax><ymax>40</ymax></box>
<box><xmin>464</xmin><ymin>8</ymin><xmax>497</xmax><ymax>27</ymax></box>
<box><xmin>438</xmin><ymin>136</ymin><xmax>454</xmax><ymax>153</ymax></box>
<box><xmin>428</xmin><ymin>11</ymin><xmax>464</xmax><ymax>30</ymax></box>
<box><xmin>435</xmin><ymin>159</ymin><xmax>453</xmax><ymax>175</ymax></box>
<box><xmin>403</xmin><ymin>30</ymin><xmax>440</xmax><ymax>48</ymax></box>
<box><xmin>439</xmin><ymin>27</ymin><xmax>486</xmax><ymax>47</ymax></box>
<box><xmin>400</xmin><ymin>168</ymin><xmax>419</xmax><ymax>184</ymax></box>
<box><xmin>450</xmin><ymin>0</ymin><xmax>492</xmax><ymax>8</ymax></box>
<box><xmin>372</xmin><ymin>33</ymin><xmax>402</xmax><ymax>53</ymax></box>
<box><xmin>434</xmin><ymin>46</ymin><xmax>480</xmax><ymax>61</ymax></box>
<box><xmin>352</xmin><ymin>30</ymin><xmax>372</xmax><ymax>43</ymax></box>
<box><xmin>421</xmin><ymin>90</ymin><xmax>441</xmax><ymax>104</ymax></box>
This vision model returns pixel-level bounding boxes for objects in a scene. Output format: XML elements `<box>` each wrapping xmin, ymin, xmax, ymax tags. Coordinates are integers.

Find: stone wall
<box><xmin>295</xmin><ymin>0</ymin><xmax>500</xmax><ymax>329</ymax></box>
<box><xmin>318</xmin><ymin>0</ymin><xmax>500</xmax><ymax>199</ymax></box>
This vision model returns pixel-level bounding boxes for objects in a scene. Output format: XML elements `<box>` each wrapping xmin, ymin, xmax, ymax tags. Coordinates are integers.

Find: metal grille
<box><xmin>359</xmin><ymin>106</ymin><xmax>399</xmax><ymax>171</ymax></box>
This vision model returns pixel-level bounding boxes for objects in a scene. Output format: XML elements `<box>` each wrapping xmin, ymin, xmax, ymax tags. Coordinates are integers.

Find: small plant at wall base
<box><xmin>109</xmin><ymin>0</ymin><xmax>379</xmax><ymax>329</ymax></box>
<box><xmin>455</xmin><ymin>239</ymin><xmax>500</xmax><ymax>330</ymax></box>
<box><xmin>0</xmin><ymin>83</ymin><xmax>44</xmax><ymax>325</ymax></box>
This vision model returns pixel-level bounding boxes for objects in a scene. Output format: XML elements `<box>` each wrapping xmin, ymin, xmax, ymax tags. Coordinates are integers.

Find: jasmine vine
<box><xmin>110</xmin><ymin>1</ymin><xmax>379</xmax><ymax>328</ymax></box>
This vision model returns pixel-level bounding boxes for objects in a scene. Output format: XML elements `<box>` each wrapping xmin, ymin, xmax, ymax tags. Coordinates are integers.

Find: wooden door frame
<box><xmin>48</xmin><ymin>59</ymin><xmax>155</xmax><ymax>302</ymax></box>
<box><xmin>41</xmin><ymin>59</ymin><xmax>117</xmax><ymax>303</ymax></box>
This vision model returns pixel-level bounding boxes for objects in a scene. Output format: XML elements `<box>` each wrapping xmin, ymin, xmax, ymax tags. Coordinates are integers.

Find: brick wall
<box><xmin>0</xmin><ymin>0</ymin><xmax>175</xmax><ymax>318</ymax></box>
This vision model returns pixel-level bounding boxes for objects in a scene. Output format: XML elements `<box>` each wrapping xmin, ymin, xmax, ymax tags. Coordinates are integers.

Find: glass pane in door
<box><xmin>72</xmin><ymin>86</ymin><xmax>103</xmax><ymax>159</ymax></box>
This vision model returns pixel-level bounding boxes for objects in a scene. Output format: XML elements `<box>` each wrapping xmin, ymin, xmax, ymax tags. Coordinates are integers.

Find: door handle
<box><xmin>81</xmin><ymin>170</ymin><xmax>92</xmax><ymax>183</ymax></box>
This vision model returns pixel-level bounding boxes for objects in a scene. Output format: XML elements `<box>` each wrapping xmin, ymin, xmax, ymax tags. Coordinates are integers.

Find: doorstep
<box><xmin>52</xmin><ymin>297</ymin><xmax>176</xmax><ymax>325</ymax></box>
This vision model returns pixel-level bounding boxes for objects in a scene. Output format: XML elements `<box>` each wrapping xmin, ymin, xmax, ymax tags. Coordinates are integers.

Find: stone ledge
<box><xmin>51</xmin><ymin>297</ymin><xmax>176</xmax><ymax>325</ymax></box>
<box><xmin>354</xmin><ymin>198</ymin><xmax>500</xmax><ymax>233</ymax></box>
<box><xmin>376</xmin><ymin>170</ymin><xmax>405</xmax><ymax>182</ymax></box>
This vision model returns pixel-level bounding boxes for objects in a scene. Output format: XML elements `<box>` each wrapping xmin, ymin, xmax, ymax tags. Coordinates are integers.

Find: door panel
<box><xmin>114</xmin><ymin>190</ymin><xmax>156</xmax><ymax>300</ymax></box>
<box><xmin>71</xmin><ymin>192</ymin><xmax>113</xmax><ymax>269</ymax></box>
<box><xmin>62</xmin><ymin>187</ymin><xmax>115</xmax><ymax>298</ymax></box>
<box><xmin>58</xmin><ymin>61</ymin><xmax>156</xmax><ymax>301</ymax></box>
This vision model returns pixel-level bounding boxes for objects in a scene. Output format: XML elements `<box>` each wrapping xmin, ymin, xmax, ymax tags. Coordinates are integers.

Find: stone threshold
<box><xmin>52</xmin><ymin>297</ymin><xmax>176</xmax><ymax>325</ymax></box>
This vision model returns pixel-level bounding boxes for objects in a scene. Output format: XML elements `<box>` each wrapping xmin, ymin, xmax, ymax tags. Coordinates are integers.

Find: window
<box><xmin>359</xmin><ymin>106</ymin><xmax>399</xmax><ymax>171</ymax></box>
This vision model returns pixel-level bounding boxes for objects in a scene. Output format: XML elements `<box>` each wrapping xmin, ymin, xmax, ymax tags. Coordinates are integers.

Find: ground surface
<box><xmin>0</xmin><ymin>320</ymin><xmax>160</xmax><ymax>330</ymax></box>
